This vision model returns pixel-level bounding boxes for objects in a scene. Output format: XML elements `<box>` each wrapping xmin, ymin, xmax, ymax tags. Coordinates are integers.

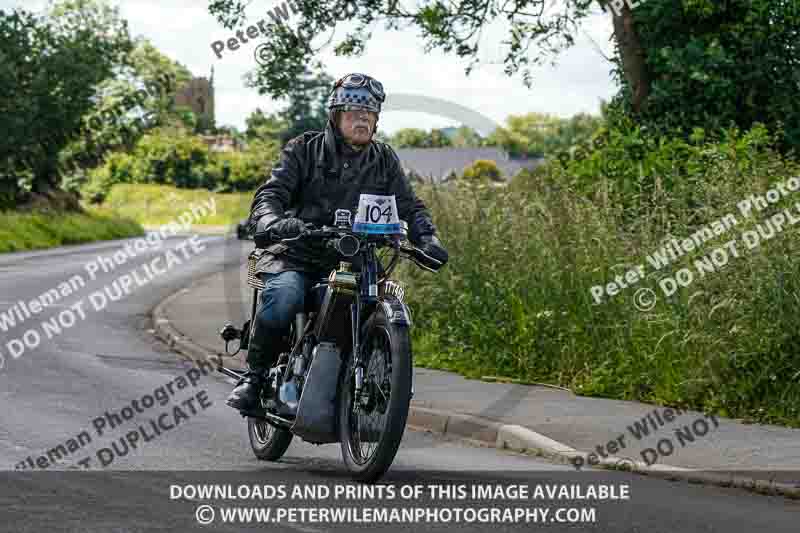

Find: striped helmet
<box><xmin>327</xmin><ymin>73</ymin><xmax>385</xmax><ymax>114</ymax></box>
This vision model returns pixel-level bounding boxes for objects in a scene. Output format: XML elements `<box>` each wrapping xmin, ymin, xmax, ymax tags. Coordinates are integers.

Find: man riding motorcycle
<box><xmin>227</xmin><ymin>73</ymin><xmax>449</xmax><ymax>412</ymax></box>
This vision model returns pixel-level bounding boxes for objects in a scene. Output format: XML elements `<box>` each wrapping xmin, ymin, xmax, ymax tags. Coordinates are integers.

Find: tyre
<box><xmin>248</xmin><ymin>417</ymin><xmax>293</xmax><ymax>461</ymax></box>
<box><xmin>247</xmin><ymin>315</ymin><xmax>296</xmax><ymax>461</ymax></box>
<box><xmin>338</xmin><ymin>305</ymin><xmax>412</xmax><ymax>482</ymax></box>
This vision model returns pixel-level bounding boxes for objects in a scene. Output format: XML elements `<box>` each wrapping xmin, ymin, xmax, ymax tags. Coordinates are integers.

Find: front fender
<box><xmin>379</xmin><ymin>295</ymin><xmax>412</xmax><ymax>327</ymax></box>
<box><xmin>377</xmin><ymin>295</ymin><xmax>414</xmax><ymax>398</ymax></box>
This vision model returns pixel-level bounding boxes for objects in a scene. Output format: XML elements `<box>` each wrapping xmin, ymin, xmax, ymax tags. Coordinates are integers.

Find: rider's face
<box><xmin>337</xmin><ymin>108</ymin><xmax>377</xmax><ymax>145</ymax></box>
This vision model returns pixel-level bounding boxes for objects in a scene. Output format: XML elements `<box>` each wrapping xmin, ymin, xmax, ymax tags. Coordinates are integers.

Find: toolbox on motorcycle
<box><xmin>291</xmin><ymin>342</ymin><xmax>342</xmax><ymax>444</ymax></box>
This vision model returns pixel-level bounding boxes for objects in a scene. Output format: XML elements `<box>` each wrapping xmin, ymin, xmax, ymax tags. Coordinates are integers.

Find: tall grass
<box><xmin>400</xmin><ymin>132</ymin><xmax>800</xmax><ymax>426</ymax></box>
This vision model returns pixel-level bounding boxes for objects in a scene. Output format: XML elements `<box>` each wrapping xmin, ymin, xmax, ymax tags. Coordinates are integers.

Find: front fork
<box><xmin>351</xmin><ymin>303</ymin><xmax>364</xmax><ymax>402</ymax></box>
<box><xmin>348</xmin><ymin>243</ymin><xmax>415</xmax><ymax>404</ymax></box>
<box><xmin>351</xmin><ymin>243</ymin><xmax>378</xmax><ymax>404</ymax></box>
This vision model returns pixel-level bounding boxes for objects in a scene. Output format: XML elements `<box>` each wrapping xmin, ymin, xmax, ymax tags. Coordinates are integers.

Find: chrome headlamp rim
<box><xmin>335</xmin><ymin>234</ymin><xmax>361</xmax><ymax>257</ymax></box>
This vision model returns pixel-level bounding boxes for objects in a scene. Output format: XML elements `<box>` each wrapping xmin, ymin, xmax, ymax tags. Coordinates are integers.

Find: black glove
<box><xmin>414</xmin><ymin>234</ymin><xmax>448</xmax><ymax>270</ymax></box>
<box><xmin>253</xmin><ymin>216</ymin><xmax>305</xmax><ymax>248</ymax></box>
<box><xmin>266</xmin><ymin>217</ymin><xmax>306</xmax><ymax>239</ymax></box>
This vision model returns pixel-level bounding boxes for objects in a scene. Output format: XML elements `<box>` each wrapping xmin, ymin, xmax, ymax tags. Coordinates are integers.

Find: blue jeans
<box><xmin>246</xmin><ymin>270</ymin><xmax>327</xmax><ymax>370</ymax></box>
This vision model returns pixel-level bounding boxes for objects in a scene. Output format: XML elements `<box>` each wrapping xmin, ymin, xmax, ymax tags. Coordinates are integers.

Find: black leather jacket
<box><xmin>249</xmin><ymin>119</ymin><xmax>438</xmax><ymax>275</ymax></box>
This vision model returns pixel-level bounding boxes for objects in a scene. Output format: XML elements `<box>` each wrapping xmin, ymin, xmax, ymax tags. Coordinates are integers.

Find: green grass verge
<box><xmin>87</xmin><ymin>183</ymin><xmax>251</xmax><ymax>229</ymax></box>
<box><xmin>0</xmin><ymin>209</ymin><xmax>144</xmax><ymax>254</ymax></box>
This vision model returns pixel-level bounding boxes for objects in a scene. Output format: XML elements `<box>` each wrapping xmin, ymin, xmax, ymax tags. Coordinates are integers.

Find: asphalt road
<box><xmin>0</xmin><ymin>234</ymin><xmax>797</xmax><ymax>532</ymax></box>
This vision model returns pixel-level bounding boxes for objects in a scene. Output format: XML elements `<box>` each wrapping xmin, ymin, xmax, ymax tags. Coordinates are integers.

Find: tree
<box><xmin>391</xmin><ymin>128</ymin><xmax>453</xmax><ymax>147</ymax></box>
<box><xmin>391</xmin><ymin>128</ymin><xmax>429</xmax><ymax>148</ymax></box>
<box><xmin>245</xmin><ymin>108</ymin><xmax>288</xmax><ymax>142</ymax></box>
<box><xmin>427</xmin><ymin>129</ymin><xmax>452</xmax><ymax>148</ymax></box>
<box><xmin>485</xmin><ymin>112</ymin><xmax>603</xmax><ymax>157</ymax></box>
<box><xmin>1</xmin><ymin>1</ymin><xmax>132</xmax><ymax>203</ymax></box>
<box><xmin>245</xmin><ymin>63</ymin><xmax>333</xmax><ymax>144</ymax></box>
<box><xmin>208</xmin><ymin>0</ymin><xmax>800</xmax><ymax>149</ymax></box>
<box><xmin>486</xmin><ymin>113</ymin><xmax>559</xmax><ymax>157</ymax></box>
<box><xmin>67</xmin><ymin>37</ymin><xmax>192</xmax><ymax>169</ymax></box>
<box><xmin>617</xmin><ymin>0</ymin><xmax>800</xmax><ymax>147</ymax></box>
<box><xmin>450</xmin><ymin>126</ymin><xmax>483</xmax><ymax>148</ymax></box>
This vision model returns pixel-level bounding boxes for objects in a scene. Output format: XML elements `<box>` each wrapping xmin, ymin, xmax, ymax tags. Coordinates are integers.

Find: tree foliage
<box><xmin>82</xmin><ymin>128</ymin><xmax>280</xmax><ymax>202</ymax></box>
<box><xmin>208</xmin><ymin>0</ymin><xmax>800</xmax><ymax>150</ymax></box>
<box><xmin>66</xmin><ymin>37</ymin><xmax>192</xmax><ymax>170</ymax></box>
<box><xmin>614</xmin><ymin>0</ymin><xmax>800</xmax><ymax>148</ymax></box>
<box><xmin>450</xmin><ymin>125</ymin><xmax>484</xmax><ymax>148</ymax></box>
<box><xmin>487</xmin><ymin>112</ymin><xmax>604</xmax><ymax>157</ymax></box>
<box><xmin>245</xmin><ymin>108</ymin><xmax>289</xmax><ymax>141</ymax></box>
<box><xmin>0</xmin><ymin>0</ymin><xmax>132</xmax><ymax>204</ymax></box>
<box><xmin>208</xmin><ymin>0</ymin><xmax>597</xmax><ymax>96</ymax></box>
<box><xmin>245</xmin><ymin>63</ymin><xmax>333</xmax><ymax>143</ymax></box>
<box><xmin>391</xmin><ymin>128</ymin><xmax>454</xmax><ymax>148</ymax></box>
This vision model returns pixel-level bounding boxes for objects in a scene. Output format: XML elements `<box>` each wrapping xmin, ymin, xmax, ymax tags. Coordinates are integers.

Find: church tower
<box><xmin>173</xmin><ymin>68</ymin><xmax>215</xmax><ymax>129</ymax></box>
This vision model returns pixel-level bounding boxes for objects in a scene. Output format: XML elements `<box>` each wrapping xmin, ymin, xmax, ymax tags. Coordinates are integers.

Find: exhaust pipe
<box><xmin>217</xmin><ymin>365</ymin><xmax>244</xmax><ymax>381</ymax></box>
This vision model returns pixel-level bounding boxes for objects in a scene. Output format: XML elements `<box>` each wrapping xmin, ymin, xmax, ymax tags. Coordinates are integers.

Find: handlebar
<box><xmin>261</xmin><ymin>224</ymin><xmax>400</xmax><ymax>246</ymax></box>
<box><xmin>254</xmin><ymin>224</ymin><xmax>442</xmax><ymax>273</ymax></box>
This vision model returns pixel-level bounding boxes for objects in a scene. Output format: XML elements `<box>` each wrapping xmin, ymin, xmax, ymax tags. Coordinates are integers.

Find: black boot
<box><xmin>226</xmin><ymin>369</ymin><xmax>265</xmax><ymax>412</ymax></box>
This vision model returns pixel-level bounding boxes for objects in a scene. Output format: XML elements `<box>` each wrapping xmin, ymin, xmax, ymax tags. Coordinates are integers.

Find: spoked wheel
<box><xmin>247</xmin><ymin>321</ymin><xmax>294</xmax><ymax>461</ymax></box>
<box><xmin>247</xmin><ymin>395</ymin><xmax>293</xmax><ymax>461</ymax></box>
<box><xmin>248</xmin><ymin>416</ymin><xmax>293</xmax><ymax>461</ymax></box>
<box><xmin>339</xmin><ymin>306</ymin><xmax>412</xmax><ymax>482</ymax></box>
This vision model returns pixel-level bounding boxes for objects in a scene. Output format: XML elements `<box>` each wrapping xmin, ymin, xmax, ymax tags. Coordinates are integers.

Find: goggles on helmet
<box><xmin>335</xmin><ymin>73</ymin><xmax>385</xmax><ymax>103</ymax></box>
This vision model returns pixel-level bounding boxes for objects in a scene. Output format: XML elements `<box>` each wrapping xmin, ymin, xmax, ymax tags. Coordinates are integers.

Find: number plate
<box><xmin>353</xmin><ymin>194</ymin><xmax>401</xmax><ymax>234</ymax></box>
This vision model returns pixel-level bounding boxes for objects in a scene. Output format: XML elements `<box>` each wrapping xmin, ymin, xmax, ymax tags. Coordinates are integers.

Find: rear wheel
<box><xmin>248</xmin><ymin>416</ymin><xmax>293</xmax><ymax>461</ymax></box>
<box><xmin>338</xmin><ymin>306</ymin><xmax>412</xmax><ymax>482</ymax></box>
<box><xmin>247</xmin><ymin>320</ymin><xmax>295</xmax><ymax>461</ymax></box>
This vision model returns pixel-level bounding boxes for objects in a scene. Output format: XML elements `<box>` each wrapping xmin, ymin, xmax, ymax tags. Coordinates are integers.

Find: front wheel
<box><xmin>338</xmin><ymin>306</ymin><xmax>412</xmax><ymax>482</ymax></box>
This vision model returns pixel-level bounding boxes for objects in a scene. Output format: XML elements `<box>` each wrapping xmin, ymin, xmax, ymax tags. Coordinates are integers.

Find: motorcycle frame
<box><xmin>218</xmin><ymin>228</ymin><xmax>423</xmax><ymax>432</ymax></box>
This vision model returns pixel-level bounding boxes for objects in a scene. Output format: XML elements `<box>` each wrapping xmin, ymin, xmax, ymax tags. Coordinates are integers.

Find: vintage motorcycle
<box><xmin>218</xmin><ymin>207</ymin><xmax>443</xmax><ymax>482</ymax></box>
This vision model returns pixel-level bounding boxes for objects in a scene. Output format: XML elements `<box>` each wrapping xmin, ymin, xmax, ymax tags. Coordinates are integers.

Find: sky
<box><xmin>5</xmin><ymin>0</ymin><xmax>619</xmax><ymax>134</ymax></box>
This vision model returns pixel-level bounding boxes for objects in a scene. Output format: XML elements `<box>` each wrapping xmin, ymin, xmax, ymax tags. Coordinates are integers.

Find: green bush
<box><xmin>554</xmin><ymin>111</ymin><xmax>777</xmax><ymax>222</ymax></box>
<box><xmin>462</xmin><ymin>159</ymin><xmax>503</xmax><ymax>182</ymax></box>
<box><xmin>401</xmin><ymin>125</ymin><xmax>800</xmax><ymax>426</ymax></box>
<box><xmin>80</xmin><ymin>130</ymin><xmax>279</xmax><ymax>202</ymax></box>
